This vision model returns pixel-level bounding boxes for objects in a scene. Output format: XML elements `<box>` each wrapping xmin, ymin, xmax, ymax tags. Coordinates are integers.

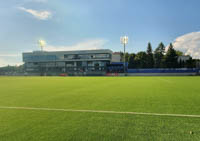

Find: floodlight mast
<box><xmin>38</xmin><ymin>40</ymin><xmax>46</xmax><ymax>51</ymax></box>
<box><xmin>120</xmin><ymin>36</ymin><xmax>128</xmax><ymax>75</ymax></box>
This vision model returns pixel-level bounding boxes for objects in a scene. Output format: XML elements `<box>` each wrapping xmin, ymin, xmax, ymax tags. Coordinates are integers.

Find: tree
<box><xmin>0</xmin><ymin>64</ymin><xmax>25</xmax><ymax>75</ymax></box>
<box><xmin>185</xmin><ymin>57</ymin><xmax>196</xmax><ymax>68</ymax></box>
<box><xmin>176</xmin><ymin>50</ymin><xmax>184</xmax><ymax>56</ymax></box>
<box><xmin>135</xmin><ymin>51</ymin><xmax>148</xmax><ymax>68</ymax></box>
<box><xmin>154</xmin><ymin>42</ymin><xmax>165</xmax><ymax>68</ymax></box>
<box><xmin>164</xmin><ymin>43</ymin><xmax>178</xmax><ymax>68</ymax></box>
<box><xmin>146</xmin><ymin>42</ymin><xmax>154</xmax><ymax>68</ymax></box>
<box><xmin>120</xmin><ymin>52</ymin><xmax>129</xmax><ymax>62</ymax></box>
<box><xmin>128</xmin><ymin>53</ymin><xmax>136</xmax><ymax>68</ymax></box>
<box><xmin>125</xmin><ymin>53</ymin><xmax>129</xmax><ymax>62</ymax></box>
<box><xmin>119</xmin><ymin>51</ymin><xmax>124</xmax><ymax>62</ymax></box>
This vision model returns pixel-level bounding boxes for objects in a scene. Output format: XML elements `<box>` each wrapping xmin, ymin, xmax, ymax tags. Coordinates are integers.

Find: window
<box><xmin>66</xmin><ymin>62</ymin><xmax>74</xmax><ymax>67</ymax></box>
<box><xmin>88</xmin><ymin>61</ymin><xmax>93</xmax><ymax>67</ymax></box>
<box><xmin>94</xmin><ymin>54</ymin><xmax>110</xmax><ymax>59</ymax></box>
<box><xmin>64</xmin><ymin>54</ymin><xmax>75</xmax><ymax>59</ymax></box>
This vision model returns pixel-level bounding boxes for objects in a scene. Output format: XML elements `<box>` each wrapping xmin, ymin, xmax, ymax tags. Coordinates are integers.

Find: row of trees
<box><xmin>122</xmin><ymin>42</ymin><xmax>198</xmax><ymax>69</ymax></box>
<box><xmin>0</xmin><ymin>65</ymin><xmax>24</xmax><ymax>75</ymax></box>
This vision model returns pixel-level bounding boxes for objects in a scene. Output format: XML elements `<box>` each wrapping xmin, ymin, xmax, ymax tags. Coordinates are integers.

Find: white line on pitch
<box><xmin>156</xmin><ymin>77</ymin><xmax>173</xmax><ymax>83</ymax></box>
<box><xmin>0</xmin><ymin>106</ymin><xmax>200</xmax><ymax>118</ymax></box>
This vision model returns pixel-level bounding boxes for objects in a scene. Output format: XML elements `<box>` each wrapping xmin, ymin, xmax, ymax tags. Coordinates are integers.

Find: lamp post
<box><xmin>120</xmin><ymin>36</ymin><xmax>128</xmax><ymax>75</ymax></box>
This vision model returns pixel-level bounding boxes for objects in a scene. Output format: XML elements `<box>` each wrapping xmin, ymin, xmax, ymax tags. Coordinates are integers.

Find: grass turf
<box><xmin>0</xmin><ymin>76</ymin><xmax>200</xmax><ymax>140</ymax></box>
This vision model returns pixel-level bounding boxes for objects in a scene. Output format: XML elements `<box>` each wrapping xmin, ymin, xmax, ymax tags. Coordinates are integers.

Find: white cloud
<box><xmin>172</xmin><ymin>32</ymin><xmax>200</xmax><ymax>59</ymax></box>
<box><xmin>0</xmin><ymin>54</ymin><xmax>21</xmax><ymax>57</ymax></box>
<box><xmin>0</xmin><ymin>58</ymin><xmax>22</xmax><ymax>67</ymax></box>
<box><xmin>44</xmin><ymin>39</ymin><xmax>108</xmax><ymax>51</ymax></box>
<box><xmin>0</xmin><ymin>54</ymin><xmax>22</xmax><ymax>67</ymax></box>
<box><xmin>0</xmin><ymin>58</ymin><xmax>7</xmax><ymax>67</ymax></box>
<box><xmin>18</xmin><ymin>7</ymin><xmax>52</xmax><ymax>20</ymax></box>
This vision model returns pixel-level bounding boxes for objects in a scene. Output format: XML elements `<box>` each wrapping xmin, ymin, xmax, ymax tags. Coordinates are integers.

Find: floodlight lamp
<box><xmin>39</xmin><ymin>40</ymin><xmax>46</xmax><ymax>47</ymax></box>
<box><xmin>120</xmin><ymin>36</ymin><xmax>128</xmax><ymax>45</ymax></box>
<box><xmin>38</xmin><ymin>40</ymin><xmax>46</xmax><ymax>51</ymax></box>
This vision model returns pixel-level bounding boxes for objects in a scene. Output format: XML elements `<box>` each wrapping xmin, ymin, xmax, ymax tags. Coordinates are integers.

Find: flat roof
<box><xmin>23</xmin><ymin>49</ymin><xmax>113</xmax><ymax>55</ymax></box>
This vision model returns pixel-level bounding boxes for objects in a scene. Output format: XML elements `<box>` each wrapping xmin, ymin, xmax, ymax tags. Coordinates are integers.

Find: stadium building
<box><xmin>23</xmin><ymin>49</ymin><xmax>122</xmax><ymax>76</ymax></box>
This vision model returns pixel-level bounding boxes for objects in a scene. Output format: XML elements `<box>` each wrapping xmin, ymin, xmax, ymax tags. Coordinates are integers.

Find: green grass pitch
<box><xmin>0</xmin><ymin>76</ymin><xmax>200</xmax><ymax>141</ymax></box>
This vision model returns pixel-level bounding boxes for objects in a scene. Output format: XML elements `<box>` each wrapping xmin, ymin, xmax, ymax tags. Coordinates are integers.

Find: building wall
<box><xmin>23</xmin><ymin>49</ymin><xmax>113</xmax><ymax>74</ymax></box>
<box><xmin>111</xmin><ymin>53</ymin><xmax>121</xmax><ymax>62</ymax></box>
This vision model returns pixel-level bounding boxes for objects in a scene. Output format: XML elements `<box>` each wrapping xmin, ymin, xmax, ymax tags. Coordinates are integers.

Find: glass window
<box><xmin>64</xmin><ymin>54</ymin><xmax>75</xmax><ymax>59</ymax></box>
<box><xmin>94</xmin><ymin>54</ymin><xmax>110</xmax><ymax>59</ymax></box>
<box><xmin>66</xmin><ymin>62</ymin><xmax>74</xmax><ymax>67</ymax></box>
<box><xmin>88</xmin><ymin>61</ymin><xmax>93</xmax><ymax>67</ymax></box>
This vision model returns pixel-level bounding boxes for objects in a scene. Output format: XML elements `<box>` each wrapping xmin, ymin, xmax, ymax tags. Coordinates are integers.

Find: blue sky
<box><xmin>0</xmin><ymin>0</ymin><xmax>200</xmax><ymax>66</ymax></box>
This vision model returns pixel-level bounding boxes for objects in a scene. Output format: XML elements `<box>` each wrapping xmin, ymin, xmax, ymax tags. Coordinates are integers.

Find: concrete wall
<box><xmin>111</xmin><ymin>53</ymin><xmax>121</xmax><ymax>62</ymax></box>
